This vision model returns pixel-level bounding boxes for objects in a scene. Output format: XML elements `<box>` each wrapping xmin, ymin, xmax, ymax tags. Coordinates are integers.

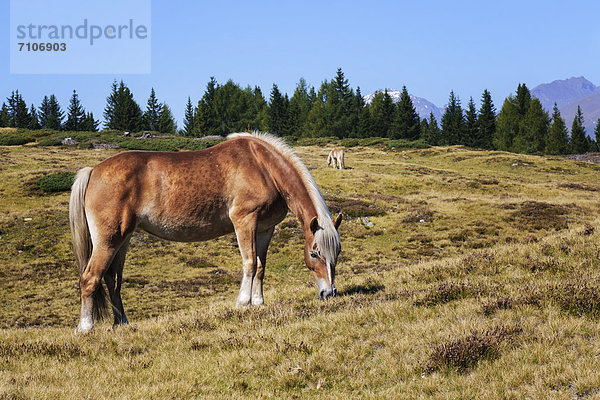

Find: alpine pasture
<box><xmin>1</xmin><ymin>136</ymin><xmax>600</xmax><ymax>399</ymax></box>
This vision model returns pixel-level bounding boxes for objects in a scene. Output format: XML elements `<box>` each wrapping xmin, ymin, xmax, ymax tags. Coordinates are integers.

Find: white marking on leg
<box><xmin>76</xmin><ymin>296</ymin><xmax>94</xmax><ymax>333</ymax></box>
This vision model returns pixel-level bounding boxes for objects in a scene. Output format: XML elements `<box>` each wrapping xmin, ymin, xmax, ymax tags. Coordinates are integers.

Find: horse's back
<box><xmin>85</xmin><ymin>139</ymin><xmax>287</xmax><ymax>242</ymax></box>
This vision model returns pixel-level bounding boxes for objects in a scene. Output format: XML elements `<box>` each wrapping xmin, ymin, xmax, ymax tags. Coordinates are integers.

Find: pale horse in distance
<box><xmin>327</xmin><ymin>149</ymin><xmax>345</xmax><ymax>170</ymax></box>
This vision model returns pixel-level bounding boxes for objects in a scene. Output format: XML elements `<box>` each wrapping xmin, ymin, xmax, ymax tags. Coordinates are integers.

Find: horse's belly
<box><xmin>137</xmin><ymin>212</ymin><xmax>234</xmax><ymax>242</ymax></box>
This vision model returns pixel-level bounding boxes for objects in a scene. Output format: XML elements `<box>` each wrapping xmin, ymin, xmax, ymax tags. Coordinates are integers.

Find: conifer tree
<box><xmin>7</xmin><ymin>91</ymin><xmax>31</xmax><ymax>128</ymax></box>
<box><xmin>28</xmin><ymin>104</ymin><xmax>40</xmax><ymax>130</ymax></box>
<box><xmin>39</xmin><ymin>95</ymin><xmax>64</xmax><ymax>130</ymax></box>
<box><xmin>355</xmin><ymin>88</ymin><xmax>373</xmax><ymax>138</ymax></box>
<box><xmin>545</xmin><ymin>103</ymin><xmax>569</xmax><ymax>155</ymax></box>
<box><xmin>515</xmin><ymin>83</ymin><xmax>531</xmax><ymax>117</ymax></box>
<box><xmin>81</xmin><ymin>112</ymin><xmax>99</xmax><ymax>132</ymax></box>
<box><xmin>64</xmin><ymin>90</ymin><xmax>85</xmax><ymax>131</ymax></box>
<box><xmin>288</xmin><ymin>78</ymin><xmax>312</xmax><ymax>137</ymax></box>
<box><xmin>422</xmin><ymin>112</ymin><xmax>441</xmax><ymax>145</ymax></box>
<box><xmin>512</xmin><ymin>97</ymin><xmax>549</xmax><ymax>154</ymax></box>
<box><xmin>143</xmin><ymin>88</ymin><xmax>161</xmax><ymax>131</ymax></box>
<box><xmin>267</xmin><ymin>84</ymin><xmax>287</xmax><ymax>136</ymax></box>
<box><xmin>0</xmin><ymin>103</ymin><xmax>8</xmax><ymax>127</ymax></box>
<box><xmin>195</xmin><ymin>77</ymin><xmax>218</xmax><ymax>136</ymax></box>
<box><xmin>369</xmin><ymin>90</ymin><xmax>395</xmax><ymax>138</ymax></box>
<box><xmin>477</xmin><ymin>89</ymin><xmax>495</xmax><ymax>149</ymax></box>
<box><xmin>157</xmin><ymin>103</ymin><xmax>176</xmax><ymax>133</ymax></box>
<box><xmin>463</xmin><ymin>97</ymin><xmax>479</xmax><ymax>147</ymax></box>
<box><xmin>104</xmin><ymin>81</ymin><xmax>143</xmax><ymax>131</ymax></box>
<box><xmin>440</xmin><ymin>90</ymin><xmax>464</xmax><ymax>145</ymax></box>
<box><xmin>183</xmin><ymin>97</ymin><xmax>195</xmax><ymax>136</ymax></box>
<box><xmin>250</xmin><ymin>86</ymin><xmax>268</xmax><ymax>132</ymax></box>
<box><xmin>570</xmin><ymin>105</ymin><xmax>588</xmax><ymax>154</ymax></box>
<box><xmin>390</xmin><ymin>86</ymin><xmax>420</xmax><ymax>140</ymax></box>
<box><xmin>494</xmin><ymin>96</ymin><xmax>519</xmax><ymax>151</ymax></box>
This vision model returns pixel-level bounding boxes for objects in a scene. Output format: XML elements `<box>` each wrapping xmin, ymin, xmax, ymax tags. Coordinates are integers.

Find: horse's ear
<box><xmin>333</xmin><ymin>214</ymin><xmax>342</xmax><ymax>230</ymax></box>
<box><xmin>310</xmin><ymin>217</ymin><xmax>319</xmax><ymax>235</ymax></box>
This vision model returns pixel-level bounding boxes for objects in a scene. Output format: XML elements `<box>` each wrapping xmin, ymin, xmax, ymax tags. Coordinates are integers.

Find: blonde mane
<box><xmin>227</xmin><ymin>132</ymin><xmax>341</xmax><ymax>264</ymax></box>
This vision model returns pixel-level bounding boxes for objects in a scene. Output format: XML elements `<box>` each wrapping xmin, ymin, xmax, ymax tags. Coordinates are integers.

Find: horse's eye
<box><xmin>310</xmin><ymin>251</ymin><xmax>318</xmax><ymax>259</ymax></box>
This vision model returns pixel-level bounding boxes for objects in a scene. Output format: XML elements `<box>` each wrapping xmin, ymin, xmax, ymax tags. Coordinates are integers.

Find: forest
<box><xmin>1</xmin><ymin>68</ymin><xmax>598</xmax><ymax>156</ymax></box>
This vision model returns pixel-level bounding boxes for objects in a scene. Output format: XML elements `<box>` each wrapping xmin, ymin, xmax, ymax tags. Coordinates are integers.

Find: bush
<box><xmin>35</xmin><ymin>172</ymin><xmax>76</xmax><ymax>193</ymax></box>
<box><xmin>0</xmin><ymin>134</ymin><xmax>35</xmax><ymax>146</ymax></box>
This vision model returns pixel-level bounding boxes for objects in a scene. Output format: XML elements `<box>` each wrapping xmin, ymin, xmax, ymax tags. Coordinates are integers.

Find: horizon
<box><xmin>2</xmin><ymin>0</ymin><xmax>599</xmax><ymax>128</ymax></box>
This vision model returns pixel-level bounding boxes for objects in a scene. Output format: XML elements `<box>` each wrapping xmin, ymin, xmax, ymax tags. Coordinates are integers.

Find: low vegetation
<box><xmin>1</xmin><ymin>142</ymin><xmax>600</xmax><ymax>398</ymax></box>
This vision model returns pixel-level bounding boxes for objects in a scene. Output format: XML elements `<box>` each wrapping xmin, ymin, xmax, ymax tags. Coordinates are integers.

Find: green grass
<box><xmin>1</xmin><ymin>143</ymin><xmax>600</xmax><ymax>398</ymax></box>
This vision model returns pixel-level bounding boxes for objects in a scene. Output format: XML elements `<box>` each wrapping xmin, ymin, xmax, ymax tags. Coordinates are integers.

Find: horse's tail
<box><xmin>69</xmin><ymin>167</ymin><xmax>107</xmax><ymax>320</ymax></box>
<box><xmin>327</xmin><ymin>151</ymin><xmax>332</xmax><ymax>166</ymax></box>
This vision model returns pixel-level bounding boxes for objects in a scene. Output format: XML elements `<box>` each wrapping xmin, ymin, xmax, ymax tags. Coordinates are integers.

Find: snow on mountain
<box><xmin>363</xmin><ymin>89</ymin><xmax>444</xmax><ymax>122</ymax></box>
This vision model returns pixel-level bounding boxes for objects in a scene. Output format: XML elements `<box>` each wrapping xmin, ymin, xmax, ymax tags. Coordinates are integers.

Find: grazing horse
<box><xmin>69</xmin><ymin>132</ymin><xmax>342</xmax><ymax>333</ymax></box>
<box><xmin>327</xmin><ymin>149</ymin><xmax>345</xmax><ymax>170</ymax></box>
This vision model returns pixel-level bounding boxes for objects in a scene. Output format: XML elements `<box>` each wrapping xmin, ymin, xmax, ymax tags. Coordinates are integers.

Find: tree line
<box><xmin>1</xmin><ymin>69</ymin><xmax>599</xmax><ymax>155</ymax></box>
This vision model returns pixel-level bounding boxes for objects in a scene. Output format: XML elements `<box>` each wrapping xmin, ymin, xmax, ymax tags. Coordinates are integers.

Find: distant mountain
<box><xmin>364</xmin><ymin>89</ymin><xmax>444</xmax><ymax>122</ymax></box>
<box><xmin>531</xmin><ymin>77</ymin><xmax>600</xmax><ymax>135</ymax></box>
<box><xmin>531</xmin><ymin>76</ymin><xmax>598</xmax><ymax>111</ymax></box>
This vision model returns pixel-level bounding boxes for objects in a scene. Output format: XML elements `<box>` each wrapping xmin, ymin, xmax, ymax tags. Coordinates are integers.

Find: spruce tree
<box><xmin>356</xmin><ymin>88</ymin><xmax>373</xmax><ymax>138</ymax></box>
<box><xmin>477</xmin><ymin>89</ymin><xmax>495</xmax><ymax>149</ymax></box>
<box><xmin>288</xmin><ymin>78</ymin><xmax>312</xmax><ymax>137</ymax></box>
<box><xmin>157</xmin><ymin>104</ymin><xmax>176</xmax><ymax>133</ymax></box>
<box><xmin>268</xmin><ymin>84</ymin><xmax>287</xmax><ymax>136</ymax></box>
<box><xmin>39</xmin><ymin>95</ymin><xmax>64</xmax><ymax>130</ymax></box>
<box><xmin>545</xmin><ymin>103</ymin><xmax>569</xmax><ymax>155</ymax></box>
<box><xmin>81</xmin><ymin>112</ymin><xmax>99</xmax><ymax>132</ymax></box>
<box><xmin>195</xmin><ymin>77</ymin><xmax>219</xmax><ymax>136</ymax></box>
<box><xmin>494</xmin><ymin>96</ymin><xmax>519</xmax><ymax>151</ymax></box>
<box><xmin>390</xmin><ymin>86</ymin><xmax>420</xmax><ymax>140</ymax></box>
<box><xmin>570</xmin><ymin>105</ymin><xmax>588</xmax><ymax>154</ymax></box>
<box><xmin>28</xmin><ymin>104</ymin><xmax>40</xmax><ymax>130</ymax></box>
<box><xmin>7</xmin><ymin>91</ymin><xmax>31</xmax><ymax>128</ymax></box>
<box><xmin>143</xmin><ymin>88</ymin><xmax>161</xmax><ymax>131</ymax></box>
<box><xmin>369</xmin><ymin>90</ymin><xmax>395</xmax><ymax>138</ymax></box>
<box><xmin>0</xmin><ymin>103</ymin><xmax>8</xmax><ymax>127</ymax></box>
<box><xmin>104</xmin><ymin>81</ymin><xmax>143</xmax><ymax>131</ymax></box>
<box><xmin>440</xmin><ymin>90</ymin><xmax>464</xmax><ymax>145</ymax></box>
<box><xmin>513</xmin><ymin>97</ymin><xmax>549</xmax><ymax>154</ymax></box>
<box><xmin>463</xmin><ymin>97</ymin><xmax>479</xmax><ymax>147</ymax></box>
<box><xmin>422</xmin><ymin>112</ymin><xmax>441</xmax><ymax>145</ymax></box>
<box><xmin>64</xmin><ymin>90</ymin><xmax>85</xmax><ymax>131</ymax></box>
<box><xmin>515</xmin><ymin>83</ymin><xmax>531</xmax><ymax>117</ymax></box>
<box><xmin>251</xmin><ymin>86</ymin><xmax>268</xmax><ymax>132</ymax></box>
<box><xmin>183</xmin><ymin>97</ymin><xmax>195</xmax><ymax>136</ymax></box>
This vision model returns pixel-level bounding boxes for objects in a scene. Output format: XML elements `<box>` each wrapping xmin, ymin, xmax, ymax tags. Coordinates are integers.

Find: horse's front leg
<box><xmin>231</xmin><ymin>213</ymin><xmax>258</xmax><ymax>307</ymax></box>
<box><xmin>252</xmin><ymin>227</ymin><xmax>274</xmax><ymax>306</ymax></box>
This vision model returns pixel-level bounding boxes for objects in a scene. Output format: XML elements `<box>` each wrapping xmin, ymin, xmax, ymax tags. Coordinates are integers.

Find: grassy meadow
<box><xmin>1</xmin><ymin>139</ymin><xmax>600</xmax><ymax>398</ymax></box>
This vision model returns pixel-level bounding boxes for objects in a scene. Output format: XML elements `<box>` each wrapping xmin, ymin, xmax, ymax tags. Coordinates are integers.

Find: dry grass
<box><xmin>1</xmin><ymin>144</ymin><xmax>600</xmax><ymax>398</ymax></box>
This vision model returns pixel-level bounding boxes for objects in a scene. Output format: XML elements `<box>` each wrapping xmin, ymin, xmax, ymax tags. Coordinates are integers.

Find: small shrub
<box><xmin>35</xmin><ymin>172</ymin><xmax>76</xmax><ymax>193</ymax></box>
<box><xmin>505</xmin><ymin>201</ymin><xmax>571</xmax><ymax>231</ymax></box>
<box><xmin>553</xmin><ymin>280</ymin><xmax>600</xmax><ymax>318</ymax></box>
<box><xmin>414</xmin><ymin>281</ymin><xmax>474</xmax><ymax>306</ymax></box>
<box><xmin>425</xmin><ymin>325</ymin><xmax>522</xmax><ymax>373</ymax></box>
<box><xmin>481</xmin><ymin>297</ymin><xmax>515</xmax><ymax>315</ymax></box>
<box><xmin>324</xmin><ymin>195</ymin><xmax>385</xmax><ymax>218</ymax></box>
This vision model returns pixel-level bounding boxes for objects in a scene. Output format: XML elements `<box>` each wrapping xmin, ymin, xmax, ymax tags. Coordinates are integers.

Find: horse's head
<box><xmin>305</xmin><ymin>214</ymin><xmax>342</xmax><ymax>300</ymax></box>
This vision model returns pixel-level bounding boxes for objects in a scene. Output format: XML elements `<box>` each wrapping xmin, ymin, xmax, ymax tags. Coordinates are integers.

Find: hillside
<box><xmin>1</xmin><ymin>143</ymin><xmax>600</xmax><ymax>398</ymax></box>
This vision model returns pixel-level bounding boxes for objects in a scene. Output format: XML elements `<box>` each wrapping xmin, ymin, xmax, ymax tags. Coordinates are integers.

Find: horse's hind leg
<box><xmin>104</xmin><ymin>237</ymin><xmax>131</xmax><ymax>326</ymax></box>
<box><xmin>77</xmin><ymin>245</ymin><xmax>118</xmax><ymax>333</ymax></box>
<box><xmin>251</xmin><ymin>227</ymin><xmax>274</xmax><ymax>306</ymax></box>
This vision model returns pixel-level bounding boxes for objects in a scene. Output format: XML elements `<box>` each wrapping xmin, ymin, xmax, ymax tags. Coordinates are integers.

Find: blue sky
<box><xmin>2</xmin><ymin>0</ymin><xmax>599</xmax><ymax>127</ymax></box>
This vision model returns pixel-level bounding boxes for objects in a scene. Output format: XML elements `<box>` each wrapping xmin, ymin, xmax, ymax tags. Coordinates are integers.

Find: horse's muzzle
<box><xmin>319</xmin><ymin>285</ymin><xmax>336</xmax><ymax>300</ymax></box>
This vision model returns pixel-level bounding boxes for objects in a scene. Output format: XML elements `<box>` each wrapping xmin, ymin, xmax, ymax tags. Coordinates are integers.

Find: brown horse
<box><xmin>69</xmin><ymin>133</ymin><xmax>342</xmax><ymax>333</ymax></box>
